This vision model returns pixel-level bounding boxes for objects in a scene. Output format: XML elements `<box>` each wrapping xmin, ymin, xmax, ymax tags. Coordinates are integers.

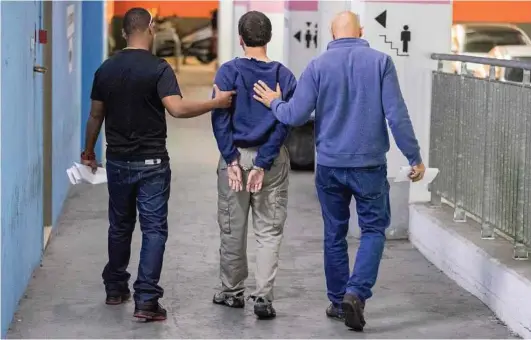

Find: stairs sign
<box><xmin>375</xmin><ymin>10</ymin><xmax>387</xmax><ymax>28</ymax></box>
<box><xmin>374</xmin><ymin>10</ymin><xmax>410</xmax><ymax>57</ymax></box>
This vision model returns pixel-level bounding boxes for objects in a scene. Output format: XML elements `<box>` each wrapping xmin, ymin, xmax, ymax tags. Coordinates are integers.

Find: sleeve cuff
<box><xmin>254</xmin><ymin>158</ymin><xmax>273</xmax><ymax>171</ymax></box>
<box><xmin>270</xmin><ymin>99</ymin><xmax>283</xmax><ymax>113</ymax></box>
<box><xmin>160</xmin><ymin>92</ymin><xmax>182</xmax><ymax>99</ymax></box>
<box><xmin>223</xmin><ymin>149</ymin><xmax>240</xmax><ymax>165</ymax></box>
<box><xmin>408</xmin><ymin>152</ymin><xmax>423</xmax><ymax>167</ymax></box>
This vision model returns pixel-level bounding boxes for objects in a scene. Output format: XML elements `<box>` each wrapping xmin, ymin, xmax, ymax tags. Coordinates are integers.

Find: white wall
<box><xmin>267</xmin><ymin>12</ymin><xmax>287</xmax><ymax>63</ymax></box>
<box><xmin>285</xmin><ymin>9</ymin><xmax>320</xmax><ymax>78</ymax></box>
<box><xmin>218</xmin><ymin>0</ymin><xmax>235</xmax><ymax>65</ymax></box>
<box><xmin>220</xmin><ymin>1</ymin><xmax>290</xmax><ymax>64</ymax></box>
<box><xmin>352</xmin><ymin>0</ymin><xmax>452</xmax><ymax>202</ymax></box>
<box><xmin>318</xmin><ymin>0</ymin><xmax>351</xmax><ymax>53</ymax></box>
<box><xmin>232</xmin><ymin>3</ymin><xmax>247</xmax><ymax>59</ymax></box>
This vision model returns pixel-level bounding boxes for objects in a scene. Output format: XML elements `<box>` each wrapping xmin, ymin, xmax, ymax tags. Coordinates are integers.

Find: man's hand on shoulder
<box><xmin>212</xmin><ymin>84</ymin><xmax>236</xmax><ymax>109</ymax></box>
<box><xmin>253</xmin><ymin>81</ymin><xmax>282</xmax><ymax>108</ymax></box>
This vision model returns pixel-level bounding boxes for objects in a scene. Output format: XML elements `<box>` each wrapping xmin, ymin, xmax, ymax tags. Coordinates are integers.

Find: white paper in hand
<box><xmin>394</xmin><ymin>166</ymin><xmax>439</xmax><ymax>184</ymax></box>
<box><xmin>66</xmin><ymin>167</ymin><xmax>81</xmax><ymax>184</ymax></box>
<box><xmin>66</xmin><ymin>162</ymin><xmax>107</xmax><ymax>185</ymax></box>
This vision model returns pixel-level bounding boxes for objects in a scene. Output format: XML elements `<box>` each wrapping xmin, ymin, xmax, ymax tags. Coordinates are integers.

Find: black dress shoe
<box><xmin>105</xmin><ymin>292</ymin><xmax>131</xmax><ymax>305</ymax></box>
<box><xmin>133</xmin><ymin>302</ymin><xmax>167</xmax><ymax>321</ymax></box>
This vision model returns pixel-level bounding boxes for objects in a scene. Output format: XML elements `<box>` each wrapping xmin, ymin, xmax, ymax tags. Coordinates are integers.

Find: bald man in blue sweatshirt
<box><xmin>253</xmin><ymin>12</ymin><xmax>426</xmax><ymax>331</ymax></box>
<box><xmin>210</xmin><ymin>11</ymin><xmax>297</xmax><ymax>320</ymax></box>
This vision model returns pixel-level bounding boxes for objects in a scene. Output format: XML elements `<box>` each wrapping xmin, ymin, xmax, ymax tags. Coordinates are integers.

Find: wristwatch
<box><xmin>252</xmin><ymin>165</ymin><xmax>264</xmax><ymax>172</ymax></box>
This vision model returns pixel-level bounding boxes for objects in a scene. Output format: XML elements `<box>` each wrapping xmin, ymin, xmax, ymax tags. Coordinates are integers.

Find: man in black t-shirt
<box><xmin>81</xmin><ymin>7</ymin><xmax>234</xmax><ymax>321</ymax></box>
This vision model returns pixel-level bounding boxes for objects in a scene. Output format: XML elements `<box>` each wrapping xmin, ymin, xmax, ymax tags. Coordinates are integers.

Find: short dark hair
<box><xmin>238</xmin><ymin>11</ymin><xmax>272</xmax><ymax>47</ymax></box>
<box><xmin>123</xmin><ymin>8</ymin><xmax>152</xmax><ymax>36</ymax></box>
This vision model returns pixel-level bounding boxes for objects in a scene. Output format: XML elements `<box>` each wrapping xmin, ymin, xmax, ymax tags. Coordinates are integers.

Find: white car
<box><xmin>451</xmin><ymin>23</ymin><xmax>531</xmax><ymax>74</ymax></box>
<box><xmin>474</xmin><ymin>45</ymin><xmax>531</xmax><ymax>82</ymax></box>
<box><xmin>153</xmin><ymin>20</ymin><xmax>181</xmax><ymax>60</ymax></box>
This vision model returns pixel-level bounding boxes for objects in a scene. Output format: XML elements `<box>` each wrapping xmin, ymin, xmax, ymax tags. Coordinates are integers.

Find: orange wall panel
<box><xmin>453</xmin><ymin>1</ymin><xmax>531</xmax><ymax>23</ymax></box>
<box><xmin>106</xmin><ymin>0</ymin><xmax>114</xmax><ymax>24</ymax></box>
<box><xmin>111</xmin><ymin>1</ymin><xmax>218</xmax><ymax>18</ymax></box>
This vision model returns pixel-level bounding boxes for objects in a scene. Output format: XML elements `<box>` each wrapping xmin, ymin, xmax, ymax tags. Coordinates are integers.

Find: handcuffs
<box><xmin>228</xmin><ymin>163</ymin><xmax>264</xmax><ymax>172</ymax></box>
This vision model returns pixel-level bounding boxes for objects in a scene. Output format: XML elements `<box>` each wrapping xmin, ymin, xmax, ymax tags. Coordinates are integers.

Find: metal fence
<box><xmin>429</xmin><ymin>53</ymin><xmax>531</xmax><ymax>259</ymax></box>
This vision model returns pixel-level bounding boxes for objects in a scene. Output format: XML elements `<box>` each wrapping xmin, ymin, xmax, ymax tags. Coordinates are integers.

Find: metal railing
<box><xmin>429</xmin><ymin>53</ymin><xmax>531</xmax><ymax>259</ymax></box>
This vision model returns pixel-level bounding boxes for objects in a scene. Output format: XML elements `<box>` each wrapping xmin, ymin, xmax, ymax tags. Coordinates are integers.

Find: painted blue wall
<box><xmin>1</xmin><ymin>1</ymin><xmax>44</xmax><ymax>336</ymax></box>
<box><xmin>81</xmin><ymin>1</ymin><xmax>104</xmax><ymax>162</ymax></box>
<box><xmin>51</xmin><ymin>1</ymin><xmax>83</xmax><ymax>224</ymax></box>
<box><xmin>1</xmin><ymin>1</ymin><xmax>83</xmax><ymax>336</ymax></box>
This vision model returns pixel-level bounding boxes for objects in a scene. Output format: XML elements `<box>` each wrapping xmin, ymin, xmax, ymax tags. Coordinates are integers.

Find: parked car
<box><xmin>473</xmin><ymin>45</ymin><xmax>531</xmax><ymax>82</ymax></box>
<box><xmin>153</xmin><ymin>19</ymin><xmax>181</xmax><ymax>62</ymax></box>
<box><xmin>181</xmin><ymin>25</ymin><xmax>217</xmax><ymax>65</ymax></box>
<box><xmin>285</xmin><ymin>123</ymin><xmax>314</xmax><ymax>171</ymax></box>
<box><xmin>451</xmin><ymin>23</ymin><xmax>531</xmax><ymax>75</ymax></box>
<box><xmin>284</xmin><ymin>114</ymin><xmax>315</xmax><ymax>171</ymax></box>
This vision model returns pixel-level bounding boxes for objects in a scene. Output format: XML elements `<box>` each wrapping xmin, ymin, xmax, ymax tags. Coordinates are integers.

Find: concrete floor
<box><xmin>7</xmin><ymin>64</ymin><xmax>517</xmax><ymax>339</ymax></box>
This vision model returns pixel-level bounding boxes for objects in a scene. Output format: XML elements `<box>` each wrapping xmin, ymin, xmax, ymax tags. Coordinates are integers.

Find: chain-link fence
<box><xmin>429</xmin><ymin>54</ymin><xmax>531</xmax><ymax>260</ymax></box>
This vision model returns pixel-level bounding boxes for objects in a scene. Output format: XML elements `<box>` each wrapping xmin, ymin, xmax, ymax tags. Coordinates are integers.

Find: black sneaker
<box><xmin>341</xmin><ymin>293</ymin><xmax>366</xmax><ymax>332</ymax></box>
<box><xmin>212</xmin><ymin>292</ymin><xmax>245</xmax><ymax>308</ymax></box>
<box><xmin>326</xmin><ymin>303</ymin><xmax>344</xmax><ymax>321</ymax></box>
<box><xmin>133</xmin><ymin>302</ymin><xmax>167</xmax><ymax>321</ymax></box>
<box><xmin>253</xmin><ymin>297</ymin><xmax>276</xmax><ymax>319</ymax></box>
<box><xmin>105</xmin><ymin>291</ymin><xmax>131</xmax><ymax>305</ymax></box>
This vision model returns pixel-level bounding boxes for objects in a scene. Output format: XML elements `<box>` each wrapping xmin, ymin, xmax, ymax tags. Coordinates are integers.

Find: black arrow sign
<box><xmin>375</xmin><ymin>10</ymin><xmax>386</xmax><ymax>28</ymax></box>
<box><xmin>294</xmin><ymin>30</ymin><xmax>301</xmax><ymax>42</ymax></box>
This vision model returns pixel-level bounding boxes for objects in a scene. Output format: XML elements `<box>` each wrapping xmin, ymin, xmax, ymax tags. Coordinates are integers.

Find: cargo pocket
<box><xmin>217</xmin><ymin>195</ymin><xmax>231</xmax><ymax>234</ymax></box>
<box><xmin>272</xmin><ymin>189</ymin><xmax>288</xmax><ymax>230</ymax></box>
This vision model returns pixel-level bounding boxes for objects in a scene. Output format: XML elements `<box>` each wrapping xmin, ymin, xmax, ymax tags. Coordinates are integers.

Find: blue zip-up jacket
<box><xmin>212</xmin><ymin>58</ymin><xmax>297</xmax><ymax>170</ymax></box>
<box><xmin>269</xmin><ymin>38</ymin><xmax>422</xmax><ymax>168</ymax></box>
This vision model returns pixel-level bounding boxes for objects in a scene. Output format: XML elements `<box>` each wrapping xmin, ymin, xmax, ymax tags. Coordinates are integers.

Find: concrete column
<box><xmin>218</xmin><ymin>0</ymin><xmax>235</xmax><ymax>65</ymax></box>
<box><xmin>341</xmin><ymin>0</ymin><xmax>452</xmax><ymax>239</ymax></box>
<box><xmin>232</xmin><ymin>0</ymin><xmax>249</xmax><ymax>59</ymax></box>
<box><xmin>318</xmin><ymin>0</ymin><xmax>352</xmax><ymax>53</ymax></box>
<box><xmin>247</xmin><ymin>1</ymin><xmax>288</xmax><ymax>63</ymax></box>
<box><xmin>360</xmin><ymin>0</ymin><xmax>452</xmax><ymax>202</ymax></box>
<box><xmin>219</xmin><ymin>1</ymin><xmax>292</xmax><ymax>65</ymax></box>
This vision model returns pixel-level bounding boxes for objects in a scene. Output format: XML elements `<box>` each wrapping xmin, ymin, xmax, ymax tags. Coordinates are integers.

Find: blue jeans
<box><xmin>315</xmin><ymin>164</ymin><xmax>390</xmax><ymax>306</ymax></box>
<box><xmin>102</xmin><ymin>159</ymin><xmax>171</xmax><ymax>304</ymax></box>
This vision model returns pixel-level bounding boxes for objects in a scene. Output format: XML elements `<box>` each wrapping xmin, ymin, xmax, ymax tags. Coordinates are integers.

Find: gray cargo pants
<box><xmin>216</xmin><ymin>146</ymin><xmax>289</xmax><ymax>302</ymax></box>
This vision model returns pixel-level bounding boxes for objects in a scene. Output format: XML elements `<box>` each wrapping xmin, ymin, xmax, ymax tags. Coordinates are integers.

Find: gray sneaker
<box><xmin>326</xmin><ymin>303</ymin><xmax>344</xmax><ymax>321</ymax></box>
<box><xmin>253</xmin><ymin>297</ymin><xmax>276</xmax><ymax>319</ymax></box>
<box><xmin>212</xmin><ymin>292</ymin><xmax>245</xmax><ymax>308</ymax></box>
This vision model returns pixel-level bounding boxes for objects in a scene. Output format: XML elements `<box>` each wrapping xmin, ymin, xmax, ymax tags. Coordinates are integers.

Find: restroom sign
<box><xmin>293</xmin><ymin>22</ymin><xmax>318</xmax><ymax>49</ymax></box>
<box><xmin>288</xmin><ymin>10</ymin><xmax>320</xmax><ymax>79</ymax></box>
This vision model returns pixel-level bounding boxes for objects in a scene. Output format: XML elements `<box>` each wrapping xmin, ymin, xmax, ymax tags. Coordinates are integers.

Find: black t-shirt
<box><xmin>90</xmin><ymin>49</ymin><xmax>181</xmax><ymax>161</ymax></box>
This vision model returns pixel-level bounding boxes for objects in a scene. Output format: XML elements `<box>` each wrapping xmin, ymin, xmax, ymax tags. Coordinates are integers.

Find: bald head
<box><xmin>331</xmin><ymin>11</ymin><xmax>362</xmax><ymax>39</ymax></box>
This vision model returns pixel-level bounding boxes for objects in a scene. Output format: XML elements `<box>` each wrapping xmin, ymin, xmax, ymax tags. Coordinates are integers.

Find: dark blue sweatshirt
<box><xmin>269</xmin><ymin>38</ymin><xmax>422</xmax><ymax>168</ymax></box>
<box><xmin>212</xmin><ymin>58</ymin><xmax>297</xmax><ymax>170</ymax></box>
